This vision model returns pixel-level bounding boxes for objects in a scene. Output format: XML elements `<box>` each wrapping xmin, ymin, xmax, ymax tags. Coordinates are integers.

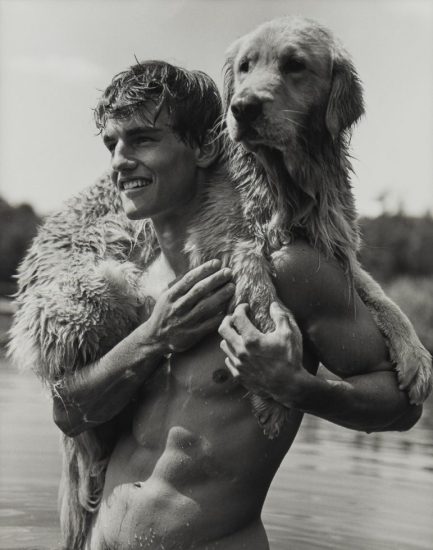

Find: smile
<box><xmin>121</xmin><ymin>178</ymin><xmax>152</xmax><ymax>190</ymax></box>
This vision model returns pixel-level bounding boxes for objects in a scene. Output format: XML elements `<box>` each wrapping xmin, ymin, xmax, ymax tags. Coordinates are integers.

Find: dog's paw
<box><xmin>395</xmin><ymin>345</ymin><xmax>433</xmax><ymax>405</ymax></box>
<box><xmin>405</xmin><ymin>348</ymin><xmax>433</xmax><ymax>405</ymax></box>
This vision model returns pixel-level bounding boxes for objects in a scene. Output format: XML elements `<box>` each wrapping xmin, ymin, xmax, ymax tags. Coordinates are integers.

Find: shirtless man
<box><xmin>53</xmin><ymin>61</ymin><xmax>421</xmax><ymax>549</ymax></box>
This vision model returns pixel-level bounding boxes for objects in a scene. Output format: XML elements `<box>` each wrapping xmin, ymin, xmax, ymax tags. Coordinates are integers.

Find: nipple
<box><xmin>212</xmin><ymin>368</ymin><xmax>229</xmax><ymax>384</ymax></box>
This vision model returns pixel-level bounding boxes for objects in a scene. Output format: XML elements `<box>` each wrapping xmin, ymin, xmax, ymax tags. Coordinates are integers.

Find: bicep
<box><xmin>307</xmin><ymin>296</ymin><xmax>390</xmax><ymax>378</ymax></box>
<box><xmin>273</xmin><ymin>245</ymin><xmax>391</xmax><ymax>379</ymax></box>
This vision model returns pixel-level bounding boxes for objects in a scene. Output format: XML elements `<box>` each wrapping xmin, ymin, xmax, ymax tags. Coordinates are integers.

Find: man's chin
<box><xmin>121</xmin><ymin>197</ymin><xmax>148</xmax><ymax>220</ymax></box>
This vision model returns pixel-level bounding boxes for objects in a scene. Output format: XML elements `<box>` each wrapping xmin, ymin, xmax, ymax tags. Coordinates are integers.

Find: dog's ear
<box><xmin>223</xmin><ymin>38</ymin><xmax>242</xmax><ymax>114</ymax></box>
<box><xmin>326</xmin><ymin>48</ymin><xmax>365</xmax><ymax>140</ymax></box>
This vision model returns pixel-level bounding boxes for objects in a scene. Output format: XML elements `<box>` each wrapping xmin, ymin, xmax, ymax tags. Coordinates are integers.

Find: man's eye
<box><xmin>281</xmin><ymin>58</ymin><xmax>306</xmax><ymax>74</ymax></box>
<box><xmin>135</xmin><ymin>136</ymin><xmax>153</xmax><ymax>145</ymax></box>
<box><xmin>239</xmin><ymin>59</ymin><xmax>250</xmax><ymax>73</ymax></box>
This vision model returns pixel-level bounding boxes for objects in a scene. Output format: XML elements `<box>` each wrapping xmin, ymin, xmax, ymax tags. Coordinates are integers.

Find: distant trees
<box><xmin>358</xmin><ymin>213</ymin><xmax>433</xmax><ymax>352</ymax></box>
<box><xmin>359</xmin><ymin>214</ymin><xmax>433</xmax><ymax>282</ymax></box>
<box><xmin>0</xmin><ymin>197</ymin><xmax>41</xmax><ymax>296</ymax></box>
<box><xmin>0</xmin><ymin>199</ymin><xmax>432</xmax><ymax>297</ymax></box>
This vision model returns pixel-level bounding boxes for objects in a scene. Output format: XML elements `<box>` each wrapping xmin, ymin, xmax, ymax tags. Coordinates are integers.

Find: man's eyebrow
<box><xmin>103</xmin><ymin>126</ymin><xmax>163</xmax><ymax>144</ymax></box>
<box><xmin>125</xmin><ymin>126</ymin><xmax>163</xmax><ymax>137</ymax></box>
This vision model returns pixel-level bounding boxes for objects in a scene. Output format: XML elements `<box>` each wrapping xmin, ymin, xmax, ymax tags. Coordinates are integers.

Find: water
<box><xmin>1</xmin><ymin>357</ymin><xmax>432</xmax><ymax>550</ymax></box>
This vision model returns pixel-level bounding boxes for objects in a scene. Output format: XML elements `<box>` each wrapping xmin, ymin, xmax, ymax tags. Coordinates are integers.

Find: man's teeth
<box><xmin>123</xmin><ymin>179</ymin><xmax>152</xmax><ymax>190</ymax></box>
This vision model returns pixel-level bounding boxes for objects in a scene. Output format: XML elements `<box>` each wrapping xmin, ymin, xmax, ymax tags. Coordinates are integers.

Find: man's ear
<box><xmin>325</xmin><ymin>46</ymin><xmax>365</xmax><ymax>140</ymax></box>
<box><xmin>195</xmin><ymin>133</ymin><xmax>220</xmax><ymax>168</ymax></box>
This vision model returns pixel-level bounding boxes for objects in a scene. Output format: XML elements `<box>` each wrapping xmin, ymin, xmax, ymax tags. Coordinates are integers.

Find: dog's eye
<box><xmin>239</xmin><ymin>59</ymin><xmax>250</xmax><ymax>73</ymax></box>
<box><xmin>281</xmin><ymin>58</ymin><xmax>306</xmax><ymax>74</ymax></box>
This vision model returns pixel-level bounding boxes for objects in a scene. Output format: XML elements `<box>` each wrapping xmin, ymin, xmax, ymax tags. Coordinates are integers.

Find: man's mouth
<box><xmin>120</xmin><ymin>178</ymin><xmax>153</xmax><ymax>191</ymax></box>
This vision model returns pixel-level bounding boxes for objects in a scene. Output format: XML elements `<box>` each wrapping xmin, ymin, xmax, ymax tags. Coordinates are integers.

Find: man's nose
<box><xmin>231</xmin><ymin>95</ymin><xmax>263</xmax><ymax>123</ymax></box>
<box><xmin>111</xmin><ymin>144</ymin><xmax>137</xmax><ymax>172</ymax></box>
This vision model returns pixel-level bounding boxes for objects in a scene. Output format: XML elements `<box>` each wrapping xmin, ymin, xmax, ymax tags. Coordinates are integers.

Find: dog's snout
<box><xmin>231</xmin><ymin>97</ymin><xmax>262</xmax><ymax>123</ymax></box>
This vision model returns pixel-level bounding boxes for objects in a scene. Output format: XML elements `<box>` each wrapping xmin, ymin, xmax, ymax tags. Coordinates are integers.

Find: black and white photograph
<box><xmin>1</xmin><ymin>1</ymin><xmax>432</xmax><ymax>549</ymax></box>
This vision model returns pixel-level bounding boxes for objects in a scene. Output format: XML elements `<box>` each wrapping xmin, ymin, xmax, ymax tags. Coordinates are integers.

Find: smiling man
<box><xmin>18</xmin><ymin>61</ymin><xmax>422</xmax><ymax>550</ymax></box>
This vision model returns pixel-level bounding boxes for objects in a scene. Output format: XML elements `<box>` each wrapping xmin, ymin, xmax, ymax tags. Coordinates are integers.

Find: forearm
<box><xmin>276</xmin><ymin>369</ymin><xmax>422</xmax><ymax>432</ymax></box>
<box><xmin>53</xmin><ymin>322</ymin><xmax>166</xmax><ymax>436</ymax></box>
<box><xmin>52</xmin><ymin>260</ymin><xmax>234</xmax><ymax>437</ymax></box>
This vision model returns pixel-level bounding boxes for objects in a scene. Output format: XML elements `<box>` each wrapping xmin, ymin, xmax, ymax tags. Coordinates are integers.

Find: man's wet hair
<box><xmin>94</xmin><ymin>60</ymin><xmax>222</xmax><ymax>147</ymax></box>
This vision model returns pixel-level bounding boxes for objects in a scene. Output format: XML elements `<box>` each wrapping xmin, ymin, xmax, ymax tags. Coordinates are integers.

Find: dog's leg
<box><xmin>229</xmin><ymin>239</ymin><xmax>297</xmax><ymax>438</ymax></box>
<box><xmin>229</xmin><ymin>239</ymin><xmax>279</xmax><ymax>331</ymax></box>
<box><xmin>353</xmin><ymin>265</ymin><xmax>432</xmax><ymax>404</ymax></box>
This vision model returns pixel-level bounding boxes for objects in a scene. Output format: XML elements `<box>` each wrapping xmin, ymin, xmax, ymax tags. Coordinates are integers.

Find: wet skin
<box><xmin>77</xmin><ymin>109</ymin><xmax>419</xmax><ymax>549</ymax></box>
<box><xmin>83</xmin><ymin>241</ymin><xmax>419</xmax><ymax>549</ymax></box>
<box><xmin>85</xmin><ymin>256</ymin><xmax>317</xmax><ymax>550</ymax></box>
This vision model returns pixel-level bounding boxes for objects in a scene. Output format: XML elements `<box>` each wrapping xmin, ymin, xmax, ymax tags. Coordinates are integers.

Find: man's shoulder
<box><xmin>270</xmin><ymin>240</ymin><xmax>353</xmax><ymax>323</ymax></box>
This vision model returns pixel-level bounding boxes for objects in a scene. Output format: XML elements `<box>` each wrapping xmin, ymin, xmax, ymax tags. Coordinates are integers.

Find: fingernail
<box><xmin>223</xmin><ymin>268</ymin><xmax>232</xmax><ymax>276</ymax></box>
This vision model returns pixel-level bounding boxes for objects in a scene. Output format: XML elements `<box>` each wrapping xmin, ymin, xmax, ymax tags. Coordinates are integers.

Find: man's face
<box><xmin>102</xmin><ymin>107</ymin><xmax>199</xmax><ymax>220</ymax></box>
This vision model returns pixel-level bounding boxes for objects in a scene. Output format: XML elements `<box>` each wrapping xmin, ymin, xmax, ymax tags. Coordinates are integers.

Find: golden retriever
<box><xmin>222</xmin><ymin>16</ymin><xmax>432</xmax><ymax>404</ymax></box>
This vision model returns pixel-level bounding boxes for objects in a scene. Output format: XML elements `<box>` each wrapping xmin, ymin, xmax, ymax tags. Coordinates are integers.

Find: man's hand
<box><xmin>147</xmin><ymin>260</ymin><xmax>235</xmax><ymax>353</ymax></box>
<box><xmin>218</xmin><ymin>302</ymin><xmax>305</xmax><ymax>404</ymax></box>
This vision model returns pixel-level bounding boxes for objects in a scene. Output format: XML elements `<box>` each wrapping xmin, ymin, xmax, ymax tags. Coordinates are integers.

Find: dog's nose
<box><xmin>231</xmin><ymin>97</ymin><xmax>262</xmax><ymax>123</ymax></box>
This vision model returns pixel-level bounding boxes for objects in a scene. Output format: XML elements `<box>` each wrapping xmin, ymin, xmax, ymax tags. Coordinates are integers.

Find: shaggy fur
<box><xmin>8</xmin><ymin>175</ymin><xmax>159</xmax><ymax>549</ymax></box>
<box><xmin>9</xmin><ymin>17</ymin><xmax>432</xmax><ymax>550</ymax></box>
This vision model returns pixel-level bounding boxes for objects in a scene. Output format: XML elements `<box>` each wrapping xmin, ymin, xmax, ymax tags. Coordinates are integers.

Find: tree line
<box><xmin>358</xmin><ymin>213</ymin><xmax>433</xmax><ymax>282</ymax></box>
<box><xmin>0</xmin><ymin>196</ymin><xmax>432</xmax><ymax>296</ymax></box>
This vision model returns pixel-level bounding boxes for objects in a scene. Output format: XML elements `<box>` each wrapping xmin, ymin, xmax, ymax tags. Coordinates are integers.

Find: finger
<box><xmin>176</xmin><ymin>269</ymin><xmax>233</xmax><ymax>313</ymax></box>
<box><xmin>231</xmin><ymin>303</ymin><xmax>258</xmax><ymax>336</ymax></box>
<box><xmin>218</xmin><ymin>315</ymin><xmax>244</xmax><ymax>349</ymax></box>
<box><xmin>225</xmin><ymin>357</ymin><xmax>240</xmax><ymax>378</ymax></box>
<box><xmin>185</xmin><ymin>310</ymin><xmax>227</xmax><ymax>343</ymax></box>
<box><xmin>227</xmin><ymin>295</ymin><xmax>237</xmax><ymax>315</ymax></box>
<box><xmin>168</xmin><ymin>273</ymin><xmax>183</xmax><ymax>289</ymax></box>
<box><xmin>220</xmin><ymin>339</ymin><xmax>242</xmax><ymax>367</ymax></box>
<box><xmin>169</xmin><ymin>260</ymin><xmax>222</xmax><ymax>299</ymax></box>
<box><xmin>183</xmin><ymin>282</ymin><xmax>235</xmax><ymax>322</ymax></box>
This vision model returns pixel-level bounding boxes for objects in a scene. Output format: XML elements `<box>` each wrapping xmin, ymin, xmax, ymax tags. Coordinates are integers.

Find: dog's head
<box><xmin>224</xmin><ymin>17</ymin><xmax>364</xmax><ymax>153</ymax></box>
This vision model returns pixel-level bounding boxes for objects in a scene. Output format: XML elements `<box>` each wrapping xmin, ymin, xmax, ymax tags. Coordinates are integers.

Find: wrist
<box><xmin>117</xmin><ymin>324</ymin><xmax>168</xmax><ymax>383</ymax></box>
<box><xmin>139</xmin><ymin>334</ymin><xmax>170</xmax><ymax>358</ymax></box>
<box><xmin>271</xmin><ymin>368</ymin><xmax>315</xmax><ymax>409</ymax></box>
<box><xmin>133</xmin><ymin>319</ymin><xmax>170</xmax><ymax>357</ymax></box>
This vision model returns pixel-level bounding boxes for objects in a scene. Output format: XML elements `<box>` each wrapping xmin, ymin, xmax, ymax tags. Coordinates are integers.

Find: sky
<box><xmin>0</xmin><ymin>0</ymin><xmax>432</xmax><ymax>217</ymax></box>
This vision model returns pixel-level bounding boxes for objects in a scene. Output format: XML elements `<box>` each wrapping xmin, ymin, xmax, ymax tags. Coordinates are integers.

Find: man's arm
<box><xmin>218</xmin><ymin>242</ymin><xmax>422</xmax><ymax>432</ymax></box>
<box><xmin>53</xmin><ymin>260</ymin><xmax>234</xmax><ymax>436</ymax></box>
<box><xmin>52</xmin><ymin>323</ymin><xmax>166</xmax><ymax>437</ymax></box>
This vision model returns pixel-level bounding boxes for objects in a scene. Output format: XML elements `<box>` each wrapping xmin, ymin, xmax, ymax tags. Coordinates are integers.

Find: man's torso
<box><xmin>86</xmin><ymin>253</ymin><xmax>317</xmax><ymax>550</ymax></box>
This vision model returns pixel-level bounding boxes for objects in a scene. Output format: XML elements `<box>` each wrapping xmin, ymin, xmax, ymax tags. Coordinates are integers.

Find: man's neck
<box><xmin>151</xmin><ymin>179</ymin><xmax>204</xmax><ymax>277</ymax></box>
<box><xmin>152</xmin><ymin>221</ymin><xmax>190</xmax><ymax>277</ymax></box>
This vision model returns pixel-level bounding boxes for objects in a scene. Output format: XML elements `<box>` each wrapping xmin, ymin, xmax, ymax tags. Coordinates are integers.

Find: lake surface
<box><xmin>1</xmin><ymin>355</ymin><xmax>432</xmax><ymax>550</ymax></box>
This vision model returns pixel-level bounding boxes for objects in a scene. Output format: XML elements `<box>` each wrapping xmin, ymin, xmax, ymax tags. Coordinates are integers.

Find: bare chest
<box><xmin>132</xmin><ymin>332</ymin><xmax>248</xmax><ymax>446</ymax></box>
